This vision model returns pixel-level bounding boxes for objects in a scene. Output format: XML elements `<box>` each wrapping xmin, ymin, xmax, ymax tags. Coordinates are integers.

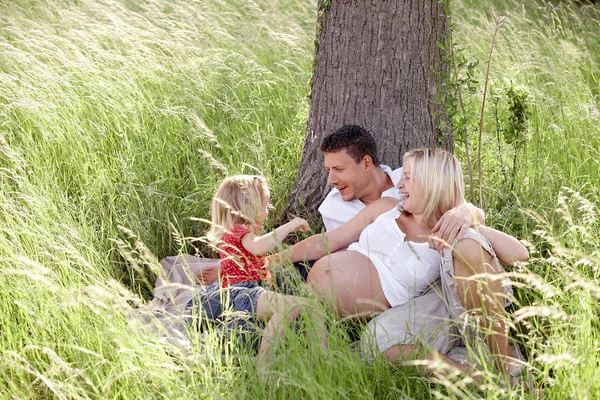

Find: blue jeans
<box><xmin>200</xmin><ymin>281</ymin><xmax>265</xmax><ymax>318</ymax></box>
<box><xmin>188</xmin><ymin>261</ymin><xmax>315</xmax><ymax>349</ymax></box>
<box><xmin>188</xmin><ymin>281</ymin><xmax>265</xmax><ymax>350</ymax></box>
<box><xmin>274</xmin><ymin>260</ymin><xmax>315</xmax><ymax>295</ymax></box>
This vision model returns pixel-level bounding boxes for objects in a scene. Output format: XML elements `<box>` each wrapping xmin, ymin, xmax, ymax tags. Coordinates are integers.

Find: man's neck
<box><xmin>360</xmin><ymin>167</ymin><xmax>394</xmax><ymax>205</ymax></box>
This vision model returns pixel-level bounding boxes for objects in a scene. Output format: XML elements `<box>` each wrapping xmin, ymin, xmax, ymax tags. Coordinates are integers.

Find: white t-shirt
<box><xmin>318</xmin><ymin>165</ymin><xmax>403</xmax><ymax>232</ymax></box>
<box><xmin>347</xmin><ymin>207</ymin><xmax>440</xmax><ymax>307</ymax></box>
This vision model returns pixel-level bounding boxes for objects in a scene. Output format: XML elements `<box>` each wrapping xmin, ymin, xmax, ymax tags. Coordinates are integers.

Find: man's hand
<box><xmin>429</xmin><ymin>203</ymin><xmax>483</xmax><ymax>253</ymax></box>
<box><xmin>195</xmin><ymin>262</ymin><xmax>220</xmax><ymax>285</ymax></box>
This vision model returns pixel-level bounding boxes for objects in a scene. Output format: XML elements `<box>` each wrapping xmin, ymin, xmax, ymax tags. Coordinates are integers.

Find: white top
<box><xmin>318</xmin><ymin>165</ymin><xmax>403</xmax><ymax>232</ymax></box>
<box><xmin>347</xmin><ymin>207</ymin><xmax>441</xmax><ymax>307</ymax></box>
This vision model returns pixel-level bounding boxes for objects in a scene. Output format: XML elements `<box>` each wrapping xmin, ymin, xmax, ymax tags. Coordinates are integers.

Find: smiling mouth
<box><xmin>337</xmin><ymin>186</ymin><xmax>348</xmax><ymax>192</ymax></box>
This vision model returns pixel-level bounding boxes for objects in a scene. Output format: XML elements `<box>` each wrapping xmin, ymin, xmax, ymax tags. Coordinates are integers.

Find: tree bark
<box><xmin>284</xmin><ymin>0</ymin><xmax>451</xmax><ymax>220</ymax></box>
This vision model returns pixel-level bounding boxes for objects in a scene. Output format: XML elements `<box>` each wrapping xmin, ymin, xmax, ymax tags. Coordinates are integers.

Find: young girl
<box><xmin>205</xmin><ymin>175</ymin><xmax>325</xmax><ymax>375</ymax></box>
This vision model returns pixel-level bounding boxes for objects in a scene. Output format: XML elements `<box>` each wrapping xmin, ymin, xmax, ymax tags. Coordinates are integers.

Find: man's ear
<box><xmin>362</xmin><ymin>155</ymin><xmax>374</xmax><ymax>170</ymax></box>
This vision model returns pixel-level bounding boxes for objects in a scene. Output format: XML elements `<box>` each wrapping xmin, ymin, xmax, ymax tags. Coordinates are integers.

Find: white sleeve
<box><xmin>318</xmin><ymin>190</ymin><xmax>366</xmax><ymax>232</ymax></box>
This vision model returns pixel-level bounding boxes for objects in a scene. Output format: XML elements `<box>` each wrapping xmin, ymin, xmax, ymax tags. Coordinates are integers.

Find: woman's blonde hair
<box><xmin>400</xmin><ymin>148</ymin><xmax>465</xmax><ymax>224</ymax></box>
<box><xmin>207</xmin><ymin>175</ymin><xmax>269</xmax><ymax>246</ymax></box>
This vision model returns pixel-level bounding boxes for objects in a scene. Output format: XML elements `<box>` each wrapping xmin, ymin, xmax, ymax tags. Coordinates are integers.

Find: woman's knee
<box><xmin>453</xmin><ymin>238</ymin><xmax>493</xmax><ymax>276</ymax></box>
<box><xmin>452</xmin><ymin>239</ymin><xmax>506</xmax><ymax>311</ymax></box>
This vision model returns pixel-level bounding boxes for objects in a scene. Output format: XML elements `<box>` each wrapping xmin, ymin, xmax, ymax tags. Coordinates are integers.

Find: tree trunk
<box><xmin>284</xmin><ymin>0</ymin><xmax>451</xmax><ymax>220</ymax></box>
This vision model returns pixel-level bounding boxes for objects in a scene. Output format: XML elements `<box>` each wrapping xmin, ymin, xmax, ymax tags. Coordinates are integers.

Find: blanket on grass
<box><xmin>130</xmin><ymin>255</ymin><xmax>217</xmax><ymax>350</ymax></box>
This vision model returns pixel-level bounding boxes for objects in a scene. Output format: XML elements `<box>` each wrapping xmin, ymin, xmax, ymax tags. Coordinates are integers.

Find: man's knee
<box><xmin>382</xmin><ymin>344</ymin><xmax>417</xmax><ymax>361</ymax></box>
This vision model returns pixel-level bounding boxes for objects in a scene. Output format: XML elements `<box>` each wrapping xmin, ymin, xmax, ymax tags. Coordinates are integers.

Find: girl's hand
<box><xmin>290</xmin><ymin>217</ymin><xmax>310</xmax><ymax>233</ymax></box>
<box><xmin>195</xmin><ymin>262</ymin><xmax>220</xmax><ymax>285</ymax></box>
<box><xmin>245</xmin><ymin>218</ymin><xmax>311</xmax><ymax>256</ymax></box>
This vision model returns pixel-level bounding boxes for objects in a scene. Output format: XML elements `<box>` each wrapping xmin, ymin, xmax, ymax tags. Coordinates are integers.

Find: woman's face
<box><xmin>397</xmin><ymin>157</ymin><xmax>425</xmax><ymax>214</ymax></box>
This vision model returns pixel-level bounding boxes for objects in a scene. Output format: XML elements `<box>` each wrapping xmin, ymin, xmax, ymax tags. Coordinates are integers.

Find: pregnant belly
<box><xmin>309</xmin><ymin>249</ymin><xmax>392</xmax><ymax>317</ymax></box>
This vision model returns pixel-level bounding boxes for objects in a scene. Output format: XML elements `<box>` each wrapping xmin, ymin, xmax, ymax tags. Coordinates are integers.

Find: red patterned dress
<box><xmin>219</xmin><ymin>225</ymin><xmax>271</xmax><ymax>288</ymax></box>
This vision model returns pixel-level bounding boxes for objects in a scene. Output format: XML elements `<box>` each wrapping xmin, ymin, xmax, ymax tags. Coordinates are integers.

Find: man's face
<box><xmin>323</xmin><ymin>150</ymin><xmax>370</xmax><ymax>202</ymax></box>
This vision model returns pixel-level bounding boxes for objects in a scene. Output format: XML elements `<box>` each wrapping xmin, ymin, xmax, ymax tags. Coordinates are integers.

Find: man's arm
<box><xmin>429</xmin><ymin>203</ymin><xmax>484</xmax><ymax>252</ymax></box>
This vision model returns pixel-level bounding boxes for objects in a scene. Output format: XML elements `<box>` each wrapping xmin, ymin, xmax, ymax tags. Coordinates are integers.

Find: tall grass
<box><xmin>1</xmin><ymin>0</ymin><xmax>599</xmax><ymax>398</ymax></box>
<box><xmin>1</xmin><ymin>0</ymin><xmax>315</xmax><ymax>397</ymax></box>
<box><xmin>451</xmin><ymin>1</ymin><xmax>600</xmax><ymax>398</ymax></box>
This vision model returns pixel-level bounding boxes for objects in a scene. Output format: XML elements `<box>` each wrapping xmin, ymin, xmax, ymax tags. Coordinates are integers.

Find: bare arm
<box><xmin>475</xmin><ymin>224</ymin><xmax>529</xmax><ymax>265</ymax></box>
<box><xmin>242</xmin><ymin>217</ymin><xmax>310</xmax><ymax>256</ymax></box>
<box><xmin>277</xmin><ymin>197</ymin><xmax>398</xmax><ymax>263</ymax></box>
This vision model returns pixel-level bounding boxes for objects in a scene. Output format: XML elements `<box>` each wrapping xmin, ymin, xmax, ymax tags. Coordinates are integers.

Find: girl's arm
<box><xmin>242</xmin><ymin>217</ymin><xmax>310</xmax><ymax>256</ymax></box>
<box><xmin>274</xmin><ymin>197</ymin><xmax>399</xmax><ymax>264</ymax></box>
<box><xmin>475</xmin><ymin>225</ymin><xmax>529</xmax><ymax>265</ymax></box>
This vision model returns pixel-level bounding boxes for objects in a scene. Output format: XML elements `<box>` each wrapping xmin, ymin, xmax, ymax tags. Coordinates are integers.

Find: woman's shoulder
<box><xmin>369</xmin><ymin>196</ymin><xmax>399</xmax><ymax>210</ymax></box>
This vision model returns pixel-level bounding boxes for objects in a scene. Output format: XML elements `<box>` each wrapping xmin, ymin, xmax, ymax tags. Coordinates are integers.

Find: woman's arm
<box><xmin>243</xmin><ymin>217</ymin><xmax>310</xmax><ymax>256</ymax></box>
<box><xmin>475</xmin><ymin>225</ymin><xmax>529</xmax><ymax>265</ymax></box>
<box><xmin>278</xmin><ymin>197</ymin><xmax>399</xmax><ymax>263</ymax></box>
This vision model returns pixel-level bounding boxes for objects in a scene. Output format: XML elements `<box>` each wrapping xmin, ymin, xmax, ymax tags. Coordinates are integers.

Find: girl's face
<box><xmin>397</xmin><ymin>157</ymin><xmax>425</xmax><ymax>214</ymax></box>
<box><xmin>256</xmin><ymin>189</ymin><xmax>270</xmax><ymax>228</ymax></box>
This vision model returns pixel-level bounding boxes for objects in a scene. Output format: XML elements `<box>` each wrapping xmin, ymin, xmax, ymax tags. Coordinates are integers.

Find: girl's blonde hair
<box><xmin>400</xmin><ymin>148</ymin><xmax>465</xmax><ymax>224</ymax></box>
<box><xmin>207</xmin><ymin>175</ymin><xmax>269</xmax><ymax>246</ymax></box>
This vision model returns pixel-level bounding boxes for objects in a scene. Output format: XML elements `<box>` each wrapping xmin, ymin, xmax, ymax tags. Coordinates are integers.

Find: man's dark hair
<box><xmin>320</xmin><ymin>125</ymin><xmax>380</xmax><ymax>166</ymax></box>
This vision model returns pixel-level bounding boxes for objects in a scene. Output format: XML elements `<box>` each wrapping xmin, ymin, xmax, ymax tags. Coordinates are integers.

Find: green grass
<box><xmin>1</xmin><ymin>0</ymin><xmax>599</xmax><ymax>398</ymax></box>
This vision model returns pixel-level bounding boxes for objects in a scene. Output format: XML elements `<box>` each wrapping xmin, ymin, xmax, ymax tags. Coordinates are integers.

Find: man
<box><xmin>299</xmin><ymin>125</ymin><xmax>488</xmax><ymax>362</ymax></box>
<box><xmin>317</xmin><ymin>124</ymin><xmax>477</xmax><ymax>240</ymax></box>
